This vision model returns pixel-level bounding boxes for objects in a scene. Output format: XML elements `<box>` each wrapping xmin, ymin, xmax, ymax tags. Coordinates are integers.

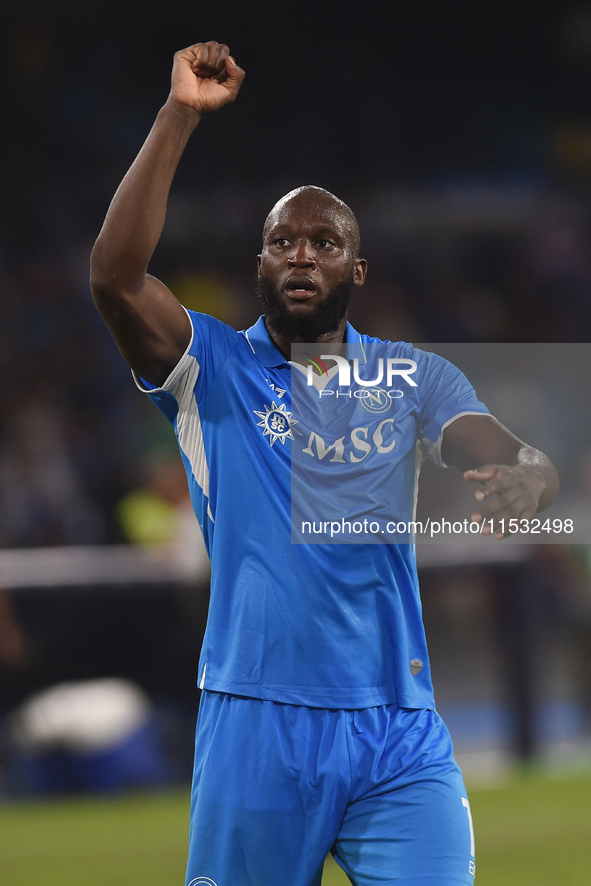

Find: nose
<box><xmin>287</xmin><ymin>239</ymin><xmax>316</xmax><ymax>268</ymax></box>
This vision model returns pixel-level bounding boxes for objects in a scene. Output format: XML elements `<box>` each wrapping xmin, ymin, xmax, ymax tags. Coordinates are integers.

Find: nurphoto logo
<box><xmin>306</xmin><ymin>355</ymin><xmax>417</xmax><ymax>388</ymax></box>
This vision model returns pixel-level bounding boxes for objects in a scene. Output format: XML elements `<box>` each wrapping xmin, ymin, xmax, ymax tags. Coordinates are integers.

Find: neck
<box><xmin>265</xmin><ymin>316</ymin><xmax>348</xmax><ymax>361</ymax></box>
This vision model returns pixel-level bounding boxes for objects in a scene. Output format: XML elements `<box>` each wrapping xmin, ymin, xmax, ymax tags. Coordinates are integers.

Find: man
<box><xmin>90</xmin><ymin>42</ymin><xmax>558</xmax><ymax>886</ymax></box>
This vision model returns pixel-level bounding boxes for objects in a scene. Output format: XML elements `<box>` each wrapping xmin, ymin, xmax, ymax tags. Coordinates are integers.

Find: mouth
<box><xmin>283</xmin><ymin>276</ymin><xmax>318</xmax><ymax>300</ymax></box>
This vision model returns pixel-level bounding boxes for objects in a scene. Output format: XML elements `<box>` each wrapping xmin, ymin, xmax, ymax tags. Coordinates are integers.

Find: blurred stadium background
<box><xmin>2</xmin><ymin>0</ymin><xmax>591</xmax><ymax>882</ymax></box>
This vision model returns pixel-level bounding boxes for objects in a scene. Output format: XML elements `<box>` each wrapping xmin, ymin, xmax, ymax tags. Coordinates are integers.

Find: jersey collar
<box><xmin>244</xmin><ymin>315</ymin><xmax>365</xmax><ymax>368</ymax></box>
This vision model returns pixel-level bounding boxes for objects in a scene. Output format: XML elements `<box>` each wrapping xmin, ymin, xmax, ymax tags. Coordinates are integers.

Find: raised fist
<box><xmin>169</xmin><ymin>41</ymin><xmax>245</xmax><ymax>116</ymax></box>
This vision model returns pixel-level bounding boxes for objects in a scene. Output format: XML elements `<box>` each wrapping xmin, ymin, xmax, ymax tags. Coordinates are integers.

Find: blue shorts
<box><xmin>186</xmin><ymin>692</ymin><xmax>476</xmax><ymax>886</ymax></box>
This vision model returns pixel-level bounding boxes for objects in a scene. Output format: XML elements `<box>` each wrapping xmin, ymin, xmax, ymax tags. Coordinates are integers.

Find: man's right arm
<box><xmin>90</xmin><ymin>42</ymin><xmax>245</xmax><ymax>387</ymax></box>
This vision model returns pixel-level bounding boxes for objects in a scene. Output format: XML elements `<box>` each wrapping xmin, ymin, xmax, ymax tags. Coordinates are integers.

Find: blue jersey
<box><xmin>136</xmin><ymin>312</ymin><xmax>489</xmax><ymax>710</ymax></box>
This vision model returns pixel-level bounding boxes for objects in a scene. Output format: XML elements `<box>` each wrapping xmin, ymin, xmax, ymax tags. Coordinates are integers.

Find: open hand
<box><xmin>169</xmin><ymin>41</ymin><xmax>245</xmax><ymax>116</ymax></box>
<box><xmin>464</xmin><ymin>463</ymin><xmax>547</xmax><ymax>538</ymax></box>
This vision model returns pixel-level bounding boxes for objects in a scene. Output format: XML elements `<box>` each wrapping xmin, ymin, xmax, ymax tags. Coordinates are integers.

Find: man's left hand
<box><xmin>464</xmin><ymin>463</ymin><xmax>547</xmax><ymax>538</ymax></box>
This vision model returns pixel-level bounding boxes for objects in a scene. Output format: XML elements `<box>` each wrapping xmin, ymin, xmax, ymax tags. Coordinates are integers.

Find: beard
<box><xmin>255</xmin><ymin>272</ymin><xmax>354</xmax><ymax>342</ymax></box>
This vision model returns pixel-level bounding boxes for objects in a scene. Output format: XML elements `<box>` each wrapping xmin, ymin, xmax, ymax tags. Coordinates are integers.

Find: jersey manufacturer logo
<box><xmin>188</xmin><ymin>878</ymin><xmax>218</xmax><ymax>886</ymax></box>
<box><xmin>358</xmin><ymin>386</ymin><xmax>393</xmax><ymax>413</ymax></box>
<box><xmin>254</xmin><ymin>402</ymin><xmax>301</xmax><ymax>446</ymax></box>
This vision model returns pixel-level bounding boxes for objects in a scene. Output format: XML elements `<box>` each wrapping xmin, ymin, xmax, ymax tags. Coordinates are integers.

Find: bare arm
<box><xmin>90</xmin><ymin>42</ymin><xmax>245</xmax><ymax>386</ymax></box>
<box><xmin>441</xmin><ymin>414</ymin><xmax>559</xmax><ymax>538</ymax></box>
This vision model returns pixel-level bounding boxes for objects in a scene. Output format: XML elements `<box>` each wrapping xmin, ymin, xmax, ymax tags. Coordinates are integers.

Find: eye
<box><xmin>272</xmin><ymin>237</ymin><xmax>290</xmax><ymax>247</ymax></box>
<box><xmin>317</xmin><ymin>239</ymin><xmax>336</xmax><ymax>249</ymax></box>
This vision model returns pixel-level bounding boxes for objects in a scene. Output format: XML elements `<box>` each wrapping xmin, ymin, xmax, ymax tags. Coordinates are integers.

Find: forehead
<box><xmin>266</xmin><ymin>195</ymin><xmax>347</xmax><ymax>235</ymax></box>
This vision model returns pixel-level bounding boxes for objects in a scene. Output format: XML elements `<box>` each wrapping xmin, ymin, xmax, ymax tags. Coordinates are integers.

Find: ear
<box><xmin>353</xmin><ymin>258</ymin><xmax>367</xmax><ymax>286</ymax></box>
<box><xmin>256</xmin><ymin>254</ymin><xmax>262</xmax><ymax>275</ymax></box>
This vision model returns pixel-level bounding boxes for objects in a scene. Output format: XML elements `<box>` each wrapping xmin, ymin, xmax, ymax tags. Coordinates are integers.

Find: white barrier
<box><xmin>0</xmin><ymin>544</ymin><xmax>210</xmax><ymax>589</ymax></box>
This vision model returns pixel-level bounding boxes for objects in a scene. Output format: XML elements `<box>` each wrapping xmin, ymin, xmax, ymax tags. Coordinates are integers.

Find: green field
<box><xmin>0</xmin><ymin>769</ymin><xmax>590</xmax><ymax>885</ymax></box>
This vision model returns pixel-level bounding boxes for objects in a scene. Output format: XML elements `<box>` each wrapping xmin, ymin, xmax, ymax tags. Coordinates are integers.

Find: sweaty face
<box><xmin>257</xmin><ymin>194</ymin><xmax>365</xmax><ymax>343</ymax></box>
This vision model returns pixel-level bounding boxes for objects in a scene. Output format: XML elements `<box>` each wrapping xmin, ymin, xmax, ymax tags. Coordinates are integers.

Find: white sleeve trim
<box><xmin>132</xmin><ymin>306</ymin><xmax>195</xmax><ymax>394</ymax></box>
<box><xmin>130</xmin><ymin>309</ymin><xmax>214</xmax><ymax>522</ymax></box>
<box><xmin>422</xmin><ymin>411</ymin><xmax>492</xmax><ymax>468</ymax></box>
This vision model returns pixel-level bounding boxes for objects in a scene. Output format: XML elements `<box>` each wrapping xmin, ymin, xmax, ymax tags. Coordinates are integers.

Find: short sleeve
<box><xmin>416</xmin><ymin>349</ymin><xmax>490</xmax><ymax>467</ymax></box>
<box><xmin>132</xmin><ymin>309</ymin><xmax>240</xmax><ymax>423</ymax></box>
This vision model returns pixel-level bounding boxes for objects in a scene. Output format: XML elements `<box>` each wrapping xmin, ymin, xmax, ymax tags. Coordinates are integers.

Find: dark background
<box><xmin>2</xmin><ymin>0</ymin><xmax>591</xmax><ymax>773</ymax></box>
<box><xmin>3</xmin><ymin>0</ymin><xmax>591</xmax><ymax>547</ymax></box>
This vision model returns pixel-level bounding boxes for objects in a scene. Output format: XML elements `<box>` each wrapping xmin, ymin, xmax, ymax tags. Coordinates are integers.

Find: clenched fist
<box><xmin>169</xmin><ymin>41</ymin><xmax>245</xmax><ymax>116</ymax></box>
